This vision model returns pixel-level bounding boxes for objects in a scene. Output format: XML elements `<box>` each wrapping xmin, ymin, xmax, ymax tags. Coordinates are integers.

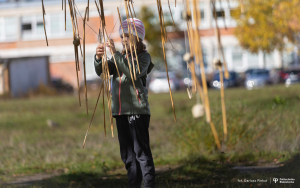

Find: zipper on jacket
<box><xmin>119</xmin><ymin>73</ymin><xmax>123</xmax><ymax>115</ymax></box>
<box><xmin>136</xmin><ymin>89</ymin><xmax>141</xmax><ymax>104</ymax></box>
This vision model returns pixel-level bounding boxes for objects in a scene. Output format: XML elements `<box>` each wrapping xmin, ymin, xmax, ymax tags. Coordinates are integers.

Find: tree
<box><xmin>232</xmin><ymin>0</ymin><xmax>298</xmax><ymax>68</ymax></box>
<box><xmin>139</xmin><ymin>6</ymin><xmax>177</xmax><ymax>69</ymax></box>
<box><xmin>139</xmin><ymin>6</ymin><xmax>163</xmax><ymax>64</ymax></box>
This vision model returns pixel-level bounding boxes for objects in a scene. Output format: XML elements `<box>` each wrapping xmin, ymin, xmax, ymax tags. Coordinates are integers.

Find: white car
<box><xmin>148</xmin><ymin>72</ymin><xmax>176</xmax><ymax>93</ymax></box>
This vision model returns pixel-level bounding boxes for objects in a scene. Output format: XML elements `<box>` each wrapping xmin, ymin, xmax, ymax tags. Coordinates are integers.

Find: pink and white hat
<box><xmin>119</xmin><ymin>18</ymin><xmax>145</xmax><ymax>41</ymax></box>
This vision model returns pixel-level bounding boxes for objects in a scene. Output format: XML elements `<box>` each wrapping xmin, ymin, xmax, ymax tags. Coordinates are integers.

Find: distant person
<box><xmin>270</xmin><ymin>68</ymin><xmax>279</xmax><ymax>84</ymax></box>
<box><xmin>94</xmin><ymin>18</ymin><xmax>155</xmax><ymax>188</ymax></box>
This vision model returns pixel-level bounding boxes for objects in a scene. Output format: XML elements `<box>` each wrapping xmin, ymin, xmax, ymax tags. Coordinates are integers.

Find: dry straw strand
<box><xmin>41</xmin><ymin>0</ymin><xmax>48</xmax><ymax>46</ymax></box>
<box><xmin>219</xmin><ymin>67</ymin><xmax>227</xmax><ymax>142</ymax></box>
<box><xmin>167</xmin><ymin>0</ymin><xmax>175</xmax><ymax>27</ymax></box>
<box><xmin>124</xmin><ymin>0</ymin><xmax>137</xmax><ymax>80</ymax></box>
<box><xmin>83</xmin><ymin>7</ymin><xmax>89</xmax><ymax>115</ymax></box>
<box><xmin>156</xmin><ymin>0</ymin><xmax>176</xmax><ymax>122</ymax></box>
<box><xmin>117</xmin><ymin>7</ymin><xmax>138</xmax><ymax>100</ymax></box>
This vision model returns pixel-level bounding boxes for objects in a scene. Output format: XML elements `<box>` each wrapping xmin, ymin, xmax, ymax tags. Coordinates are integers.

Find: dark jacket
<box><xmin>94</xmin><ymin>51</ymin><xmax>153</xmax><ymax>116</ymax></box>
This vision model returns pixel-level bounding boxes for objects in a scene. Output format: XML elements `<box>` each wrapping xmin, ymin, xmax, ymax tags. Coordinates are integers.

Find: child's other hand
<box><xmin>106</xmin><ymin>39</ymin><xmax>116</xmax><ymax>54</ymax></box>
<box><xmin>96</xmin><ymin>43</ymin><xmax>105</xmax><ymax>60</ymax></box>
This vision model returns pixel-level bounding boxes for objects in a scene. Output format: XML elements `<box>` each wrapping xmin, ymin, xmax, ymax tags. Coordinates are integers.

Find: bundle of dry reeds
<box><xmin>40</xmin><ymin>0</ymin><xmax>235</xmax><ymax>149</ymax></box>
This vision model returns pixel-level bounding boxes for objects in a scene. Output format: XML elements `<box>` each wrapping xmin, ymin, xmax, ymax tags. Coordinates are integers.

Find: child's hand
<box><xmin>106</xmin><ymin>39</ymin><xmax>116</xmax><ymax>54</ymax></box>
<box><xmin>96</xmin><ymin>43</ymin><xmax>105</xmax><ymax>60</ymax></box>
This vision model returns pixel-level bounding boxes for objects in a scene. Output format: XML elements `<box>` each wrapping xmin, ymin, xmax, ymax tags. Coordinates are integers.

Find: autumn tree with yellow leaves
<box><xmin>232</xmin><ymin>0</ymin><xmax>300</xmax><ymax>68</ymax></box>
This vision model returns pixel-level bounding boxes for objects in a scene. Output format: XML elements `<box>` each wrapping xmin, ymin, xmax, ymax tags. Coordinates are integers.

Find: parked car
<box><xmin>210</xmin><ymin>71</ymin><xmax>240</xmax><ymax>89</ymax></box>
<box><xmin>244</xmin><ymin>69</ymin><xmax>270</xmax><ymax>90</ymax></box>
<box><xmin>50</xmin><ymin>78</ymin><xmax>74</xmax><ymax>93</ymax></box>
<box><xmin>149</xmin><ymin>71</ymin><xmax>179</xmax><ymax>93</ymax></box>
<box><xmin>285</xmin><ymin>70</ymin><xmax>300</xmax><ymax>87</ymax></box>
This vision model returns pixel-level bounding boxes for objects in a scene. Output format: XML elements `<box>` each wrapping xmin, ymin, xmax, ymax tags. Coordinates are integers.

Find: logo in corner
<box><xmin>273</xmin><ymin>178</ymin><xmax>278</xmax><ymax>183</ymax></box>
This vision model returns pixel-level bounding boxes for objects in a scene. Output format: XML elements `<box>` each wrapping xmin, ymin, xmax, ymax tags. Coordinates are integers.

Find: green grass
<box><xmin>0</xmin><ymin>84</ymin><xmax>300</xmax><ymax>187</ymax></box>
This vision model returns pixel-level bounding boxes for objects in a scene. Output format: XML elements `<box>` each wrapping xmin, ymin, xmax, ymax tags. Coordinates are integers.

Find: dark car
<box><xmin>285</xmin><ymin>70</ymin><xmax>300</xmax><ymax>87</ymax></box>
<box><xmin>50</xmin><ymin>78</ymin><xmax>74</xmax><ymax>93</ymax></box>
<box><xmin>79</xmin><ymin>78</ymin><xmax>103</xmax><ymax>92</ymax></box>
<box><xmin>210</xmin><ymin>71</ymin><xmax>240</xmax><ymax>89</ymax></box>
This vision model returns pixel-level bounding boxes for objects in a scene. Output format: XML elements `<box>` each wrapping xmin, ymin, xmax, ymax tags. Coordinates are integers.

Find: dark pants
<box><xmin>115</xmin><ymin>115</ymin><xmax>155</xmax><ymax>188</ymax></box>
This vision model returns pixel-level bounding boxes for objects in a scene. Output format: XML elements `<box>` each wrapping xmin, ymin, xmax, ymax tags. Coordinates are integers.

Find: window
<box><xmin>202</xmin><ymin>48</ymin><xmax>208</xmax><ymax>67</ymax></box>
<box><xmin>232</xmin><ymin>47</ymin><xmax>244</xmax><ymax>68</ymax></box>
<box><xmin>265</xmin><ymin>52</ymin><xmax>274</xmax><ymax>69</ymax></box>
<box><xmin>216</xmin><ymin>10</ymin><xmax>225</xmax><ymax>18</ymax></box>
<box><xmin>200</xmin><ymin>10</ymin><xmax>205</xmax><ymax>20</ymax></box>
<box><xmin>21</xmin><ymin>15</ymin><xmax>34</xmax><ymax>39</ymax></box>
<box><xmin>50</xmin><ymin>14</ymin><xmax>61</xmax><ymax>37</ymax></box>
<box><xmin>21</xmin><ymin>13</ymin><xmax>72</xmax><ymax>40</ymax></box>
<box><xmin>247</xmin><ymin>53</ymin><xmax>259</xmax><ymax>68</ymax></box>
<box><xmin>0</xmin><ymin>16</ymin><xmax>18</xmax><ymax>41</ymax></box>
<box><xmin>22</xmin><ymin>23</ymin><xmax>32</xmax><ymax>31</ymax></box>
<box><xmin>213</xmin><ymin>10</ymin><xmax>225</xmax><ymax>18</ymax></box>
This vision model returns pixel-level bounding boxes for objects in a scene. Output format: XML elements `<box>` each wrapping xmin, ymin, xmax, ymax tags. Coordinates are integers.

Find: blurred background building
<box><xmin>0</xmin><ymin>0</ymin><xmax>299</xmax><ymax>95</ymax></box>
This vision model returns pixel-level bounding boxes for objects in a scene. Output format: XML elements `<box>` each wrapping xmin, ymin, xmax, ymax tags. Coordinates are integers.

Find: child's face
<box><xmin>121</xmin><ymin>33</ymin><xmax>135</xmax><ymax>52</ymax></box>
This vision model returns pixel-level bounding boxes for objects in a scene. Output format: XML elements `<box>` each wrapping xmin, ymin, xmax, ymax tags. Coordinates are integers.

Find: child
<box><xmin>94</xmin><ymin>18</ymin><xmax>155</xmax><ymax>188</ymax></box>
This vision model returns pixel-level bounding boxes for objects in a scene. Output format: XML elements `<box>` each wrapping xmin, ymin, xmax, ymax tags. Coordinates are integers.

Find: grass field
<box><xmin>0</xmin><ymin>84</ymin><xmax>299</xmax><ymax>187</ymax></box>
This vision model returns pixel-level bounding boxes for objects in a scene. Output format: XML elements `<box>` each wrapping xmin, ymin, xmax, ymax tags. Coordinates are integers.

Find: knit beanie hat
<box><xmin>119</xmin><ymin>18</ymin><xmax>145</xmax><ymax>41</ymax></box>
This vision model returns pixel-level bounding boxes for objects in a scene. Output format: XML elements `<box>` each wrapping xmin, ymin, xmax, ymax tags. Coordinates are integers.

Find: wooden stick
<box><xmin>87</xmin><ymin>0</ymin><xmax>89</xmax><ymax>21</ymax></box>
<box><xmin>168</xmin><ymin>0</ymin><xmax>175</xmax><ymax>27</ymax></box>
<box><xmin>83</xmin><ymin>7</ymin><xmax>89</xmax><ymax>115</ymax></box>
<box><xmin>103</xmin><ymin>28</ymin><xmax>121</xmax><ymax>78</ymax></box>
<box><xmin>211</xmin><ymin>0</ymin><xmax>229</xmax><ymax>78</ymax></box>
<box><xmin>117</xmin><ymin>7</ymin><xmax>138</xmax><ymax>100</ymax></box>
<box><xmin>127</xmin><ymin>1</ymin><xmax>139</xmax><ymax>42</ymax></box>
<box><xmin>42</xmin><ymin>0</ymin><xmax>46</xmax><ymax>15</ymax></box>
<box><xmin>190</xmin><ymin>60</ymin><xmax>197</xmax><ymax>93</ymax></box>
<box><xmin>41</xmin><ymin>0</ymin><xmax>48</xmax><ymax>46</ymax></box>
<box><xmin>219</xmin><ymin>67</ymin><xmax>227</xmax><ymax>142</ymax></box>
<box><xmin>125</xmin><ymin>2</ymin><xmax>141</xmax><ymax>74</ymax></box>
<box><xmin>105</xmin><ymin>79</ymin><xmax>114</xmax><ymax>137</ymax></box>
<box><xmin>65</xmin><ymin>0</ymin><xmax>66</xmax><ymax>30</ymax></box>
<box><xmin>95</xmin><ymin>0</ymin><xmax>101</xmax><ymax>23</ymax></box>
<box><xmin>99</xmin><ymin>0</ymin><xmax>105</xmax><ymax>26</ymax></box>
<box><xmin>157</xmin><ymin>0</ymin><xmax>176</xmax><ymax>122</ymax></box>
<box><xmin>82</xmin><ymin>82</ymin><xmax>104</xmax><ymax>148</ymax></box>
<box><xmin>188</xmin><ymin>0</ymin><xmax>220</xmax><ymax>148</ymax></box>
<box><xmin>73</xmin><ymin>44</ymin><xmax>79</xmax><ymax>71</ymax></box>
<box><xmin>68</xmin><ymin>0</ymin><xmax>81</xmax><ymax>106</ymax></box>
<box><xmin>74</xmin><ymin>46</ymin><xmax>81</xmax><ymax>105</ymax></box>
<box><xmin>192</xmin><ymin>0</ymin><xmax>211</xmax><ymax>123</ymax></box>
<box><xmin>70</xmin><ymin>0</ymin><xmax>82</xmax><ymax>66</ymax></box>
<box><xmin>68</xmin><ymin>0</ymin><xmax>75</xmax><ymax>40</ymax></box>
<box><xmin>210</xmin><ymin>121</ymin><xmax>221</xmax><ymax>149</ymax></box>
<box><xmin>129</xmin><ymin>0</ymin><xmax>137</xmax><ymax>17</ymax></box>
<box><xmin>103</xmin><ymin>82</ymin><xmax>106</xmax><ymax>137</ymax></box>
<box><xmin>186</xmin><ymin>21</ymin><xmax>194</xmax><ymax>57</ymax></box>
<box><xmin>132</xmin><ymin>37</ymin><xmax>141</xmax><ymax>74</ymax></box>
<box><xmin>72</xmin><ymin>3</ymin><xmax>83</xmax><ymax>58</ymax></box>
<box><xmin>218</xmin><ymin>0</ymin><xmax>227</xmax><ymax>30</ymax></box>
<box><xmin>124</xmin><ymin>1</ymin><xmax>137</xmax><ymax>80</ymax></box>
<box><xmin>158</xmin><ymin>0</ymin><xmax>168</xmax><ymax>42</ymax></box>
<box><xmin>103</xmin><ymin>36</ymin><xmax>111</xmax><ymax>91</ymax></box>
<box><xmin>75</xmin><ymin>48</ymin><xmax>81</xmax><ymax>106</ymax></box>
